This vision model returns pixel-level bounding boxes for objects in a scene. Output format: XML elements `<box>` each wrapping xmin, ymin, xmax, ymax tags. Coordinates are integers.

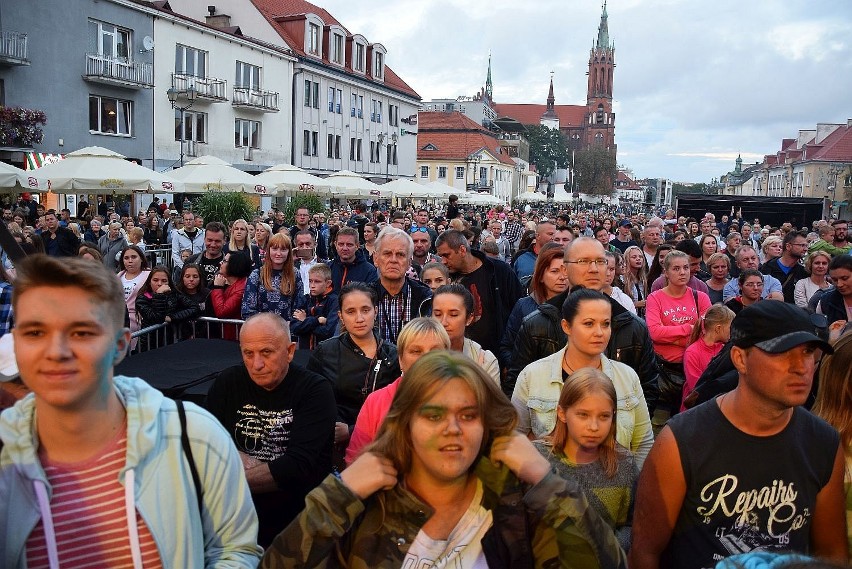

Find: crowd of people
<box><xmin>1</xmin><ymin>191</ymin><xmax>851</xmax><ymax>568</ymax></box>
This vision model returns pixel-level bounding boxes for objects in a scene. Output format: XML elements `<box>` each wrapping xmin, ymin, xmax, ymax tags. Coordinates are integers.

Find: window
<box><xmin>174</xmin><ymin>110</ymin><xmax>206</xmax><ymax>143</ymax></box>
<box><xmin>374</xmin><ymin>51</ymin><xmax>384</xmax><ymax>80</ymax></box>
<box><xmin>371</xmin><ymin>99</ymin><xmax>382</xmax><ymax>123</ymax></box>
<box><xmin>357</xmin><ymin>96</ymin><xmax>363</xmax><ymax>118</ymax></box>
<box><xmin>331</xmin><ymin>34</ymin><xmax>344</xmax><ymax>65</ymax></box>
<box><xmin>388</xmin><ymin>104</ymin><xmax>399</xmax><ymax>127</ymax></box>
<box><xmin>89</xmin><ymin>95</ymin><xmax>131</xmax><ymax>135</ymax></box>
<box><xmin>438</xmin><ymin>167</ymin><xmax>447</xmax><ymax>179</ymax></box>
<box><xmin>386</xmin><ymin>144</ymin><xmax>397</xmax><ymax>166</ymax></box>
<box><xmin>455</xmin><ymin>166</ymin><xmax>465</xmax><ymax>179</ymax></box>
<box><xmin>479</xmin><ymin>166</ymin><xmax>487</xmax><ymax>181</ymax></box>
<box><xmin>370</xmin><ymin>141</ymin><xmax>377</xmax><ymax>164</ymax></box>
<box><xmin>175</xmin><ymin>44</ymin><xmax>206</xmax><ymax>77</ymax></box>
<box><xmin>304</xmin><ymin>130</ymin><xmax>311</xmax><ymax>156</ymax></box>
<box><xmin>420</xmin><ymin>166</ymin><xmax>429</xmax><ymax>178</ymax></box>
<box><xmin>349</xmin><ymin>138</ymin><xmax>364</xmax><ymax>161</ymax></box>
<box><xmin>327</xmin><ymin>134</ymin><xmax>341</xmax><ymax>159</ymax></box>
<box><xmin>335</xmin><ymin>89</ymin><xmax>342</xmax><ymax>113</ymax></box>
<box><xmin>350</xmin><ymin>94</ymin><xmax>363</xmax><ymax>118</ymax></box>
<box><xmin>354</xmin><ymin>43</ymin><xmax>365</xmax><ymax>72</ymax></box>
<box><xmin>235</xmin><ymin>61</ymin><xmax>261</xmax><ymax>89</ymax></box>
<box><xmin>304</xmin><ymin>80</ymin><xmax>319</xmax><ymax>108</ymax></box>
<box><xmin>328</xmin><ymin>88</ymin><xmax>341</xmax><ymax>114</ymax></box>
<box><xmin>88</xmin><ymin>20</ymin><xmax>130</xmax><ymax>60</ymax></box>
<box><xmin>235</xmin><ymin>119</ymin><xmax>261</xmax><ymax>149</ymax></box>
<box><xmin>308</xmin><ymin>23</ymin><xmax>320</xmax><ymax>55</ymax></box>
<box><xmin>328</xmin><ymin>87</ymin><xmax>335</xmax><ymax>112</ymax></box>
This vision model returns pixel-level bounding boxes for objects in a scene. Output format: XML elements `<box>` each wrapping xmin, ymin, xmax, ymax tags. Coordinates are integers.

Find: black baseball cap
<box><xmin>730</xmin><ymin>302</ymin><xmax>832</xmax><ymax>354</ymax></box>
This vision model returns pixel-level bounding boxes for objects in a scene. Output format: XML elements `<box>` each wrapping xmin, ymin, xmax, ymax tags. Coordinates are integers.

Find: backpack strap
<box><xmin>176</xmin><ymin>400</ymin><xmax>204</xmax><ymax>514</ymax></box>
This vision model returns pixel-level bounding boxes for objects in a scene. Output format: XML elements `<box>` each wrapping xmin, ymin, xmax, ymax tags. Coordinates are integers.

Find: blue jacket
<box><xmin>328</xmin><ymin>249</ymin><xmax>378</xmax><ymax>293</ymax></box>
<box><xmin>0</xmin><ymin>376</ymin><xmax>262</xmax><ymax>568</ymax></box>
<box><xmin>291</xmin><ymin>291</ymin><xmax>340</xmax><ymax>349</ymax></box>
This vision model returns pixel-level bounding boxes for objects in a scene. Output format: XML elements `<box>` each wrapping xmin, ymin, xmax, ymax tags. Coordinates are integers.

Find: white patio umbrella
<box><xmin>384</xmin><ymin>178</ymin><xmax>435</xmax><ymax>199</ymax></box>
<box><xmin>421</xmin><ymin>180</ymin><xmax>457</xmax><ymax>200</ymax></box>
<box><xmin>456</xmin><ymin>192</ymin><xmax>492</xmax><ymax>205</ymax></box>
<box><xmin>0</xmin><ymin>161</ymin><xmax>44</xmax><ymax>192</ymax></box>
<box><xmin>325</xmin><ymin>170</ymin><xmax>390</xmax><ymax>198</ymax></box>
<box><xmin>516</xmin><ymin>191</ymin><xmax>547</xmax><ymax>203</ymax></box>
<box><xmin>26</xmin><ymin>146</ymin><xmax>183</xmax><ymax>194</ymax></box>
<box><xmin>552</xmin><ymin>189</ymin><xmax>573</xmax><ymax>204</ymax></box>
<box><xmin>169</xmin><ymin>155</ymin><xmax>270</xmax><ymax>194</ymax></box>
<box><xmin>254</xmin><ymin>163</ymin><xmax>332</xmax><ymax>196</ymax></box>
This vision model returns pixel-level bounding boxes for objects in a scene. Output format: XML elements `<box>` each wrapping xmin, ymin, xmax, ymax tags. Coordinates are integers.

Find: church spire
<box><xmin>596</xmin><ymin>0</ymin><xmax>611</xmax><ymax>50</ymax></box>
<box><xmin>542</xmin><ymin>72</ymin><xmax>558</xmax><ymax>121</ymax></box>
<box><xmin>485</xmin><ymin>53</ymin><xmax>493</xmax><ymax>101</ymax></box>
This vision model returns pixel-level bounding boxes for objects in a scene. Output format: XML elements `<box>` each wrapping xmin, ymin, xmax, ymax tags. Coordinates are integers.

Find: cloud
<box><xmin>318</xmin><ymin>0</ymin><xmax>852</xmax><ymax>182</ymax></box>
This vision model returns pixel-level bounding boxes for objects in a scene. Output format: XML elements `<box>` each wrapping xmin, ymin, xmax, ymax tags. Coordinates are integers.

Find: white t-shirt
<box><xmin>402</xmin><ymin>480</ymin><xmax>492</xmax><ymax>569</ymax></box>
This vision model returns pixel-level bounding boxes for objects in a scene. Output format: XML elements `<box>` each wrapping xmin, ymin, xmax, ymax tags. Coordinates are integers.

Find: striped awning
<box><xmin>24</xmin><ymin>152</ymin><xmax>64</xmax><ymax>170</ymax></box>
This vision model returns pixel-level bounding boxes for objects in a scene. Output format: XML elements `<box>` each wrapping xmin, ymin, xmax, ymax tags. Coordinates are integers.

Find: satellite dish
<box><xmin>142</xmin><ymin>36</ymin><xmax>155</xmax><ymax>52</ymax></box>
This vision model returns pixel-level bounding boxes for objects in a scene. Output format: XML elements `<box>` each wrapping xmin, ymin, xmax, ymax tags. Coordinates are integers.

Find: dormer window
<box><xmin>331</xmin><ymin>33</ymin><xmax>344</xmax><ymax>65</ymax></box>
<box><xmin>308</xmin><ymin>23</ymin><xmax>320</xmax><ymax>55</ymax></box>
<box><xmin>374</xmin><ymin>51</ymin><xmax>384</xmax><ymax>80</ymax></box>
<box><xmin>352</xmin><ymin>37</ymin><xmax>366</xmax><ymax>73</ymax></box>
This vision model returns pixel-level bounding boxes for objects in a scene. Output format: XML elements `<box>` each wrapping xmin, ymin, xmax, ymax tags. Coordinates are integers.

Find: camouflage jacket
<box><xmin>260</xmin><ymin>456</ymin><xmax>627</xmax><ymax>569</ymax></box>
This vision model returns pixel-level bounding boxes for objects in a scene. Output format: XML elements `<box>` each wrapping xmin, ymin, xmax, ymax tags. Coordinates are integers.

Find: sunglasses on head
<box><xmin>409</xmin><ymin>226</ymin><xmax>429</xmax><ymax>233</ymax></box>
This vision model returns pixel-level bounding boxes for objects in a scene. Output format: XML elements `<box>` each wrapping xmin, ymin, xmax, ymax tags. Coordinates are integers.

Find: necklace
<box><xmin>561</xmin><ymin>350</ymin><xmax>602</xmax><ymax>375</ymax></box>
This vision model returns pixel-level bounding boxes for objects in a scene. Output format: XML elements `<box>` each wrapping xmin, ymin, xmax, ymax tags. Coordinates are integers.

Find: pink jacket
<box><xmin>345</xmin><ymin>376</ymin><xmax>402</xmax><ymax>465</ymax></box>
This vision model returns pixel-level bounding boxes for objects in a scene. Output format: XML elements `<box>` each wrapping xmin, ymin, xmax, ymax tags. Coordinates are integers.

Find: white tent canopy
<box><xmin>383</xmin><ymin>178</ymin><xmax>435</xmax><ymax>199</ymax></box>
<box><xmin>254</xmin><ymin>163</ymin><xmax>332</xmax><ymax>196</ymax></box>
<box><xmin>169</xmin><ymin>155</ymin><xmax>270</xmax><ymax>194</ymax></box>
<box><xmin>26</xmin><ymin>146</ymin><xmax>182</xmax><ymax>194</ymax></box>
<box><xmin>421</xmin><ymin>181</ymin><xmax>457</xmax><ymax>200</ymax></box>
<box><xmin>325</xmin><ymin>170</ymin><xmax>390</xmax><ymax>198</ymax></box>
<box><xmin>515</xmin><ymin>191</ymin><xmax>547</xmax><ymax>203</ymax></box>
<box><xmin>457</xmin><ymin>192</ymin><xmax>503</xmax><ymax>206</ymax></box>
<box><xmin>0</xmin><ymin>161</ymin><xmax>44</xmax><ymax>192</ymax></box>
<box><xmin>552</xmin><ymin>189</ymin><xmax>574</xmax><ymax>204</ymax></box>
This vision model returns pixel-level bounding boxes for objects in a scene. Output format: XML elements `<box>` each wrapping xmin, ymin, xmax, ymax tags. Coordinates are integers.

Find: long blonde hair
<box><xmin>549</xmin><ymin>368</ymin><xmax>619</xmax><ymax>478</ymax></box>
<box><xmin>622</xmin><ymin>245</ymin><xmax>647</xmax><ymax>301</ymax></box>
<box><xmin>814</xmin><ymin>332</ymin><xmax>852</xmax><ymax>452</ymax></box>
<box><xmin>229</xmin><ymin>218</ymin><xmax>250</xmax><ymax>251</ymax></box>
<box><xmin>261</xmin><ymin>232</ymin><xmax>296</xmax><ymax>296</ymax></box>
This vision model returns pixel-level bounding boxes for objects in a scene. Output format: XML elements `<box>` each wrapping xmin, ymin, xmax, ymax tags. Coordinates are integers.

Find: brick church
<box><xmin>491</xmin><ymin>2</ymin><xmax>616</xmax><ymax>156</ymax></box>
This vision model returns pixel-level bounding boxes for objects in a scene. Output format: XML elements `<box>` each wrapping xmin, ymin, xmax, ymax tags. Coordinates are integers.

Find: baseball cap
<box><xmin>21</xmin><ymin>192</ymin><xmax>31</xmax><ymax>201</ymax></box>
<box><xmin>730</xmin><ymin>302</ymin><xmax>832</xmax><ymax>355</ymax></box>
<box><xmin>618</xmin><ymin>219</ymin><xmax>632</xmax><ymax>228</ymax></box>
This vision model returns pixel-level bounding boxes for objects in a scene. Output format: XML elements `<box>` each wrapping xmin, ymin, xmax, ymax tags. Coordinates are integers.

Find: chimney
<box><xmin>205</xmin><ymin>6</ymin><xmax>231</xmax><ymax>29</ymax></box>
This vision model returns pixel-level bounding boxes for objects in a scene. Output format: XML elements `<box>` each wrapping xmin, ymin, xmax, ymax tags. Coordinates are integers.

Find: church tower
<box><xmin>585</xmin><ymin>1</ymin><xmax>616</xmax><ymax>151</ymax></box>
<box><xmin>485</xmin><ymin>53</ymin><xmax>493</xmax><ymax>102</ymax></box>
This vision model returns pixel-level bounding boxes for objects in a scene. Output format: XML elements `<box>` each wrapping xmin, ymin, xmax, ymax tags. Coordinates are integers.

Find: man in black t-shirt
<box><xmin>186</xmin><ymin>221</ymin><xmax>226</xmax><ymax>289</ymax></box>
<box><xmin>206</xmin><ymin>313</ymin><xmax>336</xmax><ymax>547</ymax></box>
<box><xmin>630</xmin><ymin>302</ymin><xmax>847</xmax><ymax>569</ymax></box>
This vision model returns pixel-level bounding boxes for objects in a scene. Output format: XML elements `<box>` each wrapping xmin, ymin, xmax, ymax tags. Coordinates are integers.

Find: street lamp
<box><xmin>167</xmin><ymin>86</ymin><xmax>198</xmax><ymax>167</ymax></box>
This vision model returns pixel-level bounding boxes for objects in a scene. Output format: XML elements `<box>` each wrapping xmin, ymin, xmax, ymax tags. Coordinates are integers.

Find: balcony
<box><xmin>171</xmin><ymin>73</ymin><xmax>227</xmax><ymax>102</ymax></box>
<box><xmin>232</xmin><ymin>87</ymin><xmax>279</xmax><ymax>112</ymax></box>
<box><xmin>0</xmin><ymin>30</ymin><xmax>29</xmax><ymax>66</ymax></box>
<box><xmin>467</xmin><ymin>180</ymin><xmax>493</xmax><ymax>191</ymax></box>
<box><xmin>84</xmin><ymin>54</ymin><xmax>153</xmax><ymax>88</ymax></box>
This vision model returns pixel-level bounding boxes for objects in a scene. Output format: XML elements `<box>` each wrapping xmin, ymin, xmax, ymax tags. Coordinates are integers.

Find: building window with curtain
<box><xmin>89</xmin><ymin>95</ymin><xmax>131</xmax><ymax>135</ymax></box>
<box><xmin>235</xmin><ymin>119</ymin><xmax>261</xmax><ymax>149</ymax></box>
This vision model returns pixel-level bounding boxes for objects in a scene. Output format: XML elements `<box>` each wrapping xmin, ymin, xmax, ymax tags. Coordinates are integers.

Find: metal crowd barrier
<box><xmin>129</xmin><ymin>316</ymin><xmax>245</xmax><ymax>356</ymax></box>
<box><xmin>145</xmin><ymin>245</ymin><xmax>173</xmax><ymax>270</ymax></box>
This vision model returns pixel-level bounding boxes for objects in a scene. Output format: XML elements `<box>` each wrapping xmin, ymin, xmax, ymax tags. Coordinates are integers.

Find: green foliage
<box><xmin>525</xmin><ymin>125</ymin><xmax>569</xmax><ymax>179</ymax></box>
<box><xmin>282</xmin><ymin>193</ymin><xmax>325</xmax><ymax>225</ymax></box>
<box><xmin>573</xmin><ymin>146</ymin><xmax>617</xmax><ymax>196</ymax></box>
<box><xmin>191</xmin><ymin>192</ymin><xmax>254</xmax><ymax>225</ymax></box>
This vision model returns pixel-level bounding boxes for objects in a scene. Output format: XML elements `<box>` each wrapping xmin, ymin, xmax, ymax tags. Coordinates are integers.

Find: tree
<box><xmin>573</xmin><ymin>146</ymin><xmax>617</xmax><ymax>196</ymax></box>
<box><xmin>525</xmin><ymin>125</ymin><xmax>569</xmax><ymax>180</ymax></box>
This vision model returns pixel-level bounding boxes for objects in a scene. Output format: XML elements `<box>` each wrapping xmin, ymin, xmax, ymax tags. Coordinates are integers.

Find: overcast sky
<box><xmin>319</xmin><ymin>0</ymin><xmax>852</xmax><ymax>183</ymax></box>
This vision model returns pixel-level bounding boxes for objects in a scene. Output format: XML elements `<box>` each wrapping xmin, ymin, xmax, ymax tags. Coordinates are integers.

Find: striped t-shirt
<box><xmin>26</xmin><ymin>427</ymin><xmax>163</xmax><ymax>569</ymax></box>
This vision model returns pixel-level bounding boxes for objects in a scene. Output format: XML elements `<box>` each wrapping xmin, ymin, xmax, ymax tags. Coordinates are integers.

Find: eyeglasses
<box><xmin>565</xmin><ymin>258</ymin><xmax>608</xmax><ymax>267</ymax></box>
<box><xmin>742</xmin><ymin>282</ymin><xmax>764</xmax><ymax>288</ymax></box>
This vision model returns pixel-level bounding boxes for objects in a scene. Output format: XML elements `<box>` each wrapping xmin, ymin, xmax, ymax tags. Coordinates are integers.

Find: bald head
<box><xmin>239</xmin><ymin>313</ymin><xmax>295</xmax><ymax>390</ymax></box>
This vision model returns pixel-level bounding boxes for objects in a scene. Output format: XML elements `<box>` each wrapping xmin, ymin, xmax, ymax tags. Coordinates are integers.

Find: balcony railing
<box><xmin>232</xmin><ymin>87</ymin><xmax>279</xmax><ymax>112</ymax></box>
<box><xmin>84</xmin><ymin>54</ymin><xmax>153</xmax><ymax>88</ymax></box>
<box><xmin>171</xmin><ymin>73</ymin><xmax>227</xmax><ymax>101</ymax></box>
<box><xmin>0</xmin><ymin>30</ymin><xmax>29</xmax><ymax>65</ymax></box>
<box><xmin>467</xmin><ymin>180</ymin><xmax>493</xmax><ymax>191</ymax></box>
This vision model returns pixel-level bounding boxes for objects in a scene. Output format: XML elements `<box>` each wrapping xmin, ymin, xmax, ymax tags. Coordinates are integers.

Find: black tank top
<box><xmin>662</xmin><ymin>398</ymin><xmax>839</xmax><ymax>569</ymax></box>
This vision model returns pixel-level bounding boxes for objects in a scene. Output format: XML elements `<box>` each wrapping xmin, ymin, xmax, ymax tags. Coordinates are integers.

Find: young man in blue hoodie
<box><xmin>0</xmin><ymin>255</ymin><xmax>261</xmax><ymax>567</ymax></box>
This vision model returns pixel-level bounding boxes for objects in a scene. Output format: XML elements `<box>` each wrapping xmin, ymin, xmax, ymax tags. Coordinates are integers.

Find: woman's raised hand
<box><xmin>339</xmin><ymin>451</ymin><xmax>398</xmax><ymax>500</ymax></box>
<box><xmin>490</xmin><ymin>432</ymin><xmax>551</xmax><ymax>486</ymax></box>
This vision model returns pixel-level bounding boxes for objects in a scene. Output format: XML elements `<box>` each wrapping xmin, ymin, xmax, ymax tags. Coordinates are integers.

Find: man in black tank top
<box><xmin>630</xmin><ymin>302</ymin><xmax>848</xmax><ymax>569</ymax></box>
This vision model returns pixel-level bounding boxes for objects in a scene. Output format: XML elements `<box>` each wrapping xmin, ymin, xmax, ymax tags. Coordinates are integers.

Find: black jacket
<box><xmin>451</xmin><ymin>249</ymin><xmax>524</xmax><ymax>367</ymax></box>
<box><xmin>135</xmin><ymin>290</ymin><xmax>201</xmax><ymax>329</ymax></box>
<box><xmin>760</xmin><ymin>257</ymin><xmax>808</xmax><ymax>303</ymax></box>
<box><xmin>816</xmin><ymin>288</ymin><xmax>846</xmax><ymax>326</ymax></box>
<box><xmin>307</xmin><ymin>332</ymin><xmax>400</xmax><ymax>430</ymax></box>
<box><xmin>507</xmin><ymin>287</ymin><xmax>660</xmax><ymax>413</ymax></box>
<box><xmin>43</xmin><ymin>227</ymin><xmax>79</xmax><ymax>257</ymax></box>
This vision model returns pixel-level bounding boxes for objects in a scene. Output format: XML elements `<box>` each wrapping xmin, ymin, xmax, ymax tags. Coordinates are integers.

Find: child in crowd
<box><xmin>175</xmin><ymin>263</ymin><xmax>210</xmax><ymax>339</ymax></box>
<box><xmin>291</xmin><ymin>263</ymin><xmax>339</xmax><ymax>349</ymax></box>
<box><xmin>680</xmin><ymin>304</ymin><xmax>735</xmax><ymax>411</ymax></box>
<box><xmin>419</xmin><ymin>261</ymin><xmax>449</xmax><ymax>292</ymax></box>
<box><xmin>135</xmin><ymin>265</ymin><xmax>201</xmax><ymax>332</ymax></box>
<box><xmin>535</xmin><ymin>367</ymin><xmax>638</xmax><ymax>552</ymax></box>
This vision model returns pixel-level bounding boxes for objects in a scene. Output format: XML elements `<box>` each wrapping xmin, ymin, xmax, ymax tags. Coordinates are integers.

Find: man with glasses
<box><xmin>507</xmin><ymin>237</ymin><xmax>660</xmax><ymax>409</ymax></box>
<box><xmin>831</xmin><ymin>219</ymin><xmax>850</xmax><ymax>252</ymax></box>
<box><xmin>291</xmin><ymin>206</ymin><xmax>328</xmax><ymax>259</ymax></box>
<box><xmin>723</xmin><ymin>245</ymin><xmax>784</xmax><ymax>302</ymax></box>
<box><xmin>760</xmin><ymin>231</ymin><xmax>809</xmax><ymax>304</ymax></box>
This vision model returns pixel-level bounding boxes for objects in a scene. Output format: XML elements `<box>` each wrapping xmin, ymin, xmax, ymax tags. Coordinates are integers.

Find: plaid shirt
<box><xmin>377</xmin><ymin>281</ymin><xmax>412</xmax><ymax>343</ymax></box>
<box><xmin>503</xmin><ymin>221</ymin><xmax>524</xmax><ymax>249</ymax></box>
<box><xmin>0</xmin><ymin>282</ymin><xmax>12</xmax><ymax>337</ymax></box>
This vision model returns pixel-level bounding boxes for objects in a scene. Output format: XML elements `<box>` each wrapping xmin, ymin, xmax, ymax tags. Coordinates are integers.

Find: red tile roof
<box><xmin>492</xmin><ymin>103</ymin><xmax>586</xmax><ymax>127</ymax></box>
<box><xmin>809</xmin><ymin>125</ymin><xmax>852</xmax><ymax>161</ymax></box>
<box><xmin>418</xmin><ymin>111</ymin><xmax>489</xmax><ymax>133</ymax></box>
<box><xmin>417</xmin><ymin>131</ymin><xmax>516</xmax><ymax>165</ymax></box>
<box><xmin>250</xmin><ymin>0</ymin><xmax>419</xmax><ymax>99</ymax></box>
